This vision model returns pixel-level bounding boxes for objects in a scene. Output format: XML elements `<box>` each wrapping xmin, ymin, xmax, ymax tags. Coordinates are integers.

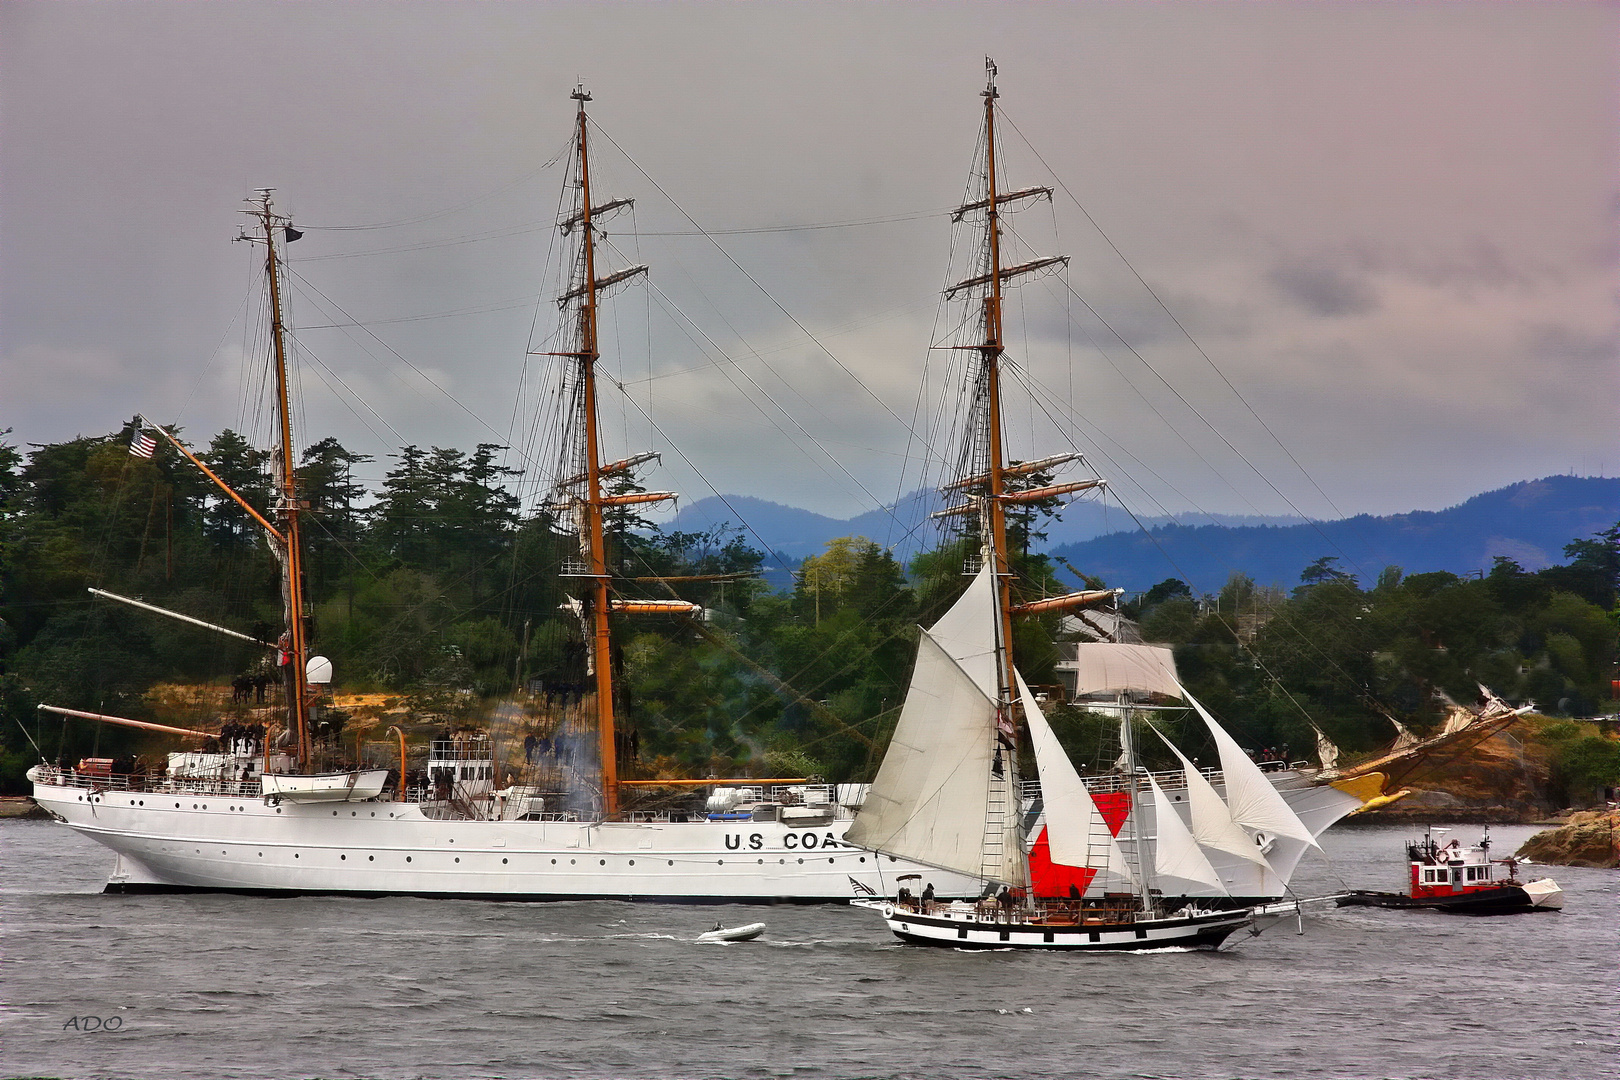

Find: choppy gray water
<box><xmin>2</xmin><ymin>819</ymin><xmax>1614</xmax><ymax>1080</ymax></box>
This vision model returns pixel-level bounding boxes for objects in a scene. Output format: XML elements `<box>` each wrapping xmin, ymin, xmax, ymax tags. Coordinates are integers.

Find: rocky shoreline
<box><xmin>1516</xmin><ymin>809</ymin><xmax>1620</xmax><ymax>868</ymax></box>
<box><xmin>0</xmin><ymin>796</ymin><xmax>49</xmax><ymax>820</ymax></box>
<box><xmin>1341</xmin><ymin>808</ymin><xmax>1562</xmax><ymax>826</ymax></box>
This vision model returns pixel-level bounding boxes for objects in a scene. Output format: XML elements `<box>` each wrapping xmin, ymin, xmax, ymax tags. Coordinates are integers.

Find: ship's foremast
<box><xmin>141</xmin><ymin>191</ymin><xmax>314</xmax><ymax>769</ymax></box>
<box><xmin>255</xmin><ymin>194</ymin><xmax>312</xmax><ymax>769</ymax></box>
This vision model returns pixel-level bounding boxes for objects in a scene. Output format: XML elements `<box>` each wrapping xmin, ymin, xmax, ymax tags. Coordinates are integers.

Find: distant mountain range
<box><xmin>670</xmin><ymin>491</ymin><xmax>1299</xmax><ymax>561</ymax></box>
<box><xmin>671</xmin><ymin>476</ymin><xmax>1620</xmax><ymax>595</ymax></box>
<box><xmin>1046</xmin><ymin>476</ymin><xmax>1620</xmax><ymax>593</ymax></box>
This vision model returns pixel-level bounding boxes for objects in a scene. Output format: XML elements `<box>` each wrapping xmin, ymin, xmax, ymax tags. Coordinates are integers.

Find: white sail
<box><xmin>1146</xmin><ymin>773</ymin><xmax>1227</xmax><ymax>895</ymax></box>
<box><xmin>927</xmin><ymin>563</ymin><xmax>1000</xmax><ymax>700</ymax></box>
<box><xmin>845</xmin><ymin>629</ymin><xmax>1008</xmax><ymax>881</ymax></box>
<box><xmin>1017</xmin><ymin>673</ymin><xmax>1135</xmax><ymax>891</ymax></box>
<box><xmin>1151</xmin><ymin>726</ymin><xmax>1270</xmax><ymax>868</ymax></box>
<box><xmin>1183</xmin><ymin>689</ymin><xmax>1318</xmax><ymax>847</ymax></box>
<box><xmin>1069</xmin><ymin>642</ymin><xmax>1182</xmax><ymax>699</ymax></box>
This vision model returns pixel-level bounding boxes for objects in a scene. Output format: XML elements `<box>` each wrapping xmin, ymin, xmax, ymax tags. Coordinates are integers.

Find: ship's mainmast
<box><xmin>553</xmin><ymin>88</ymin><xmax>686</xmax><ymax>817</ymax></box>
<box><xmin>572</xmin><ymin>88</ymin><xmax>622</xmax><ymax>816</ymax></box>
<box><xmin>937</xmin><ymin>61</ymin><xmax>1104</xmax><ymax>704</ymax></box>
<box><xmin>978</xmin><ymin>63</ymin><xmax>1019</xmax><ymax>706</ymax></box>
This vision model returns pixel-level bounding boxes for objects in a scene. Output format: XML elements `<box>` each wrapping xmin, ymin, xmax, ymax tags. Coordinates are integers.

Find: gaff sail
<box><xmin>844</xmin><ymin>629</ymin><xmax>1013</xmax><ymax>883</ymax></box>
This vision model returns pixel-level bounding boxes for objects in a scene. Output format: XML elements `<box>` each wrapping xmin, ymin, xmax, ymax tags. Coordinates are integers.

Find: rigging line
<box><xmin>283</xmin><ymin>265</ymin><xmax>542</xmax><ymax>474</ymax></box>
<box><xmin>282</xmin><ymin>333</ymin><xmax>408</xmax><ymax>449</ymax></box>
<box><xmin>509</xmin><ymin>164</ymin><xmax>575</xmax><ymax>489</ymax></box>
<box><xmin>174</xmin><ymin>274</ymin><xmax>256</xmax><ymax>426</ymax></box>
<box><xmin>1007</xmin><ymin>353</ymin><xmax>1254</xmax><ymax>532</ymax></box>
<box><xmin>299</xmin><ymin>296</ymin><xmax>539</xmax><ymax>329</ymax></box>
<box><xmin>622</xmin><ymin>207</ymin><xmax>951</xmax><ymax>236</ymax></box>
<box><xmin>624</xmin><ymin>262</ymin><xmax>916</xmax><ymax>523</ymax></box>
<box><xmin>597</xmin><ymin>370</ymin><xmax>908</xmax><ymax>580</ymax></box>
<box><xmin>1005</xmin><ymin>360</ymin><xmax>1235</xmax><ymax>565</ymax></box>
<box><xmin>999</xmin><ymin>109</ymin><xmax>1356</xmax><ymax>530</ymax></box>
<box><xmin>1046</xmin><ymin>270</ymin><xmax>1373</xmax><ymax>578</ymax></box>
<box><xmin>587</xmin><ymin>120</ymin><xmax>927</xmax><ymax>445</ymax></box>
<box><xmin>596</xmin><ymin>231</ymin><xmax>862</xmax><ymax>450</ymax></box>
<box><xmin>301</xmin><ymin>512</ymin><xmax>390</xmax><ymax>588</ymax></box>
<box><xmin>594</xmin><ymin>377</ymin><xmax>793</xmax><ymax>574</ymax></box>
<box><xmin>1006</xmin><ymin>369</ymin><xmax>1379</xmax><ymax>727</ymax></box>
<box><xmin>606</xmin><ymin>293</ymin><xmax>937</xmax><ymax>390</ymax></box>
<box><xmin>299</xmin><ymin>140</ymin><xmax>572</xmax><ymax>231</ymax></box>
<box><xmin>297</xmin><ymin>222</ymin><xmax>552</xmax><ymax>262</ymax></box>
<box><xmin>1011</xmin><ymin>355</ymin><xmax>1393</xmax><ymax>660</ymax></box>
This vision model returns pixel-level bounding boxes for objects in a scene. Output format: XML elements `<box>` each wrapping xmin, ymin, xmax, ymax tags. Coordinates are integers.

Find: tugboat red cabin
<box><xmin>1340</xmin><ymin>827</ymin><xmax>1563</xmax><ymax>915</ymax></box>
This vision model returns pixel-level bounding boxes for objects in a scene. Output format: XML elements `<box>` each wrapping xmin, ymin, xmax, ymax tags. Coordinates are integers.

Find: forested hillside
<box><xmin>3</xmin><ymin>425</ymin><xmax>1617</xmax><ymax>802</ymax></box>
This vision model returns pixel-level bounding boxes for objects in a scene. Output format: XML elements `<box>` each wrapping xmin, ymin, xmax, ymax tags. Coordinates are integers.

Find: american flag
<box><xmin>129</xmin><ymin>432</ymin><xmax>156</xmax><ymax>458</ymax></box>
<box><xmin>847</xmin><ymin>875</ymin><xmax>877</xmax><ymax>897</ymax></box>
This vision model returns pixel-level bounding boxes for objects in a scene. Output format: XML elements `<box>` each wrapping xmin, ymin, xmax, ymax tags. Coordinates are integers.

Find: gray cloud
<box><xmin>2</xmin><ymin>1</ymin><xmax>1616</xmax><ymax>523</ymax></box>
<box><xmin>1268</xmin><ymin>251</ymin><xmax>1380</xmax><ymax>318</ymax></box>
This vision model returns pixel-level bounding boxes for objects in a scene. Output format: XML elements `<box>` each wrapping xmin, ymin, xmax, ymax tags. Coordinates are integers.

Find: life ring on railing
<box><xmin>881</xmin><ymin>903</ymin><xmax>894</xmax><ymax>918</ymax></box>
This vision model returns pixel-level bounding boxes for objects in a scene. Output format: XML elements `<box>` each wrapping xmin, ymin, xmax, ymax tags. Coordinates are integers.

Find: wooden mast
<box><xmin>979</xmin><ymin>60</ymin><xmax>1018</xmax><ymax>707</ymax></box>
<box><xmin>571</xmin><ymin>87</ymin><xmax>621</xmax><ymax>818</ymax></box>
<box><xmin>938</xmin><ymin>60</ymin><xmax>1087</xmax><ymax>690</ymax></box>
<box><xmin>253</xmin><ymin>191</ymin><xmax>311</xmax><ymax>769</ymax></box>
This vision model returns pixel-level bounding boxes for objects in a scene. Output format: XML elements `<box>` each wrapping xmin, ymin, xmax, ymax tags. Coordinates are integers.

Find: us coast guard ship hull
<box><xmin>28</xmin><ymin>768</ymin><xmax>973</xmax><ymax>902</ymax></box>
<box><xmin>28</xmin><ymin>758</ymin><xmax>1369</xmax><ymax>903</ymax></box>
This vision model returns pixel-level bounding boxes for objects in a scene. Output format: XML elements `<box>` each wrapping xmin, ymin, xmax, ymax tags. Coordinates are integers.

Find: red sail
<box><xmin>1027</xmin><ymin>790</ymin><xmax>1131</xmax><ymax>897</ymax></box>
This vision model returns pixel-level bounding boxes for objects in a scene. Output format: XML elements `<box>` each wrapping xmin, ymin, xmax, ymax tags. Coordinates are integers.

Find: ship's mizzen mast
<box><xmin>181</xmin><ymin>190</ymin><xmax>316</xmax><ymax>769</ymax></box>
<box><xmin>118</xmin><ymin>192</ymin><xmax>312</xmax><ymax>768</ymax></box>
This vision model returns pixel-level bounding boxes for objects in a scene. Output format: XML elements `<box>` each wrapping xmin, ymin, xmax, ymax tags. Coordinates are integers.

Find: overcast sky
<box><xmin>4</xmin><ymin>1</ymin><xmax>1616</xmax><ymax>534</ymax></box>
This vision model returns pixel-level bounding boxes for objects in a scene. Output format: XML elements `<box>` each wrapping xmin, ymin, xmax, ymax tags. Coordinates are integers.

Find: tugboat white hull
<box><xmin>852</xmin><ymin>899</ymin><xmax>1252</xmax><ymax>951</ymax></box>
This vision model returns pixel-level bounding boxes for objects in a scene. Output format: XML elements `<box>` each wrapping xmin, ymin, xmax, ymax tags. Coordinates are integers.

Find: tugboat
<box><xmin>1338</xmin><ymin>827</ymin><xmax>1564</xmax><ymax>914</ymax></box>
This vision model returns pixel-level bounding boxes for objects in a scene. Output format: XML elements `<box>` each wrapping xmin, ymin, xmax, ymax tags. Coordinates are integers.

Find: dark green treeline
<box><xmin>1</xmin><ymin>425</ymin><xmax>1616</xmax><ymax>801</ymax></box>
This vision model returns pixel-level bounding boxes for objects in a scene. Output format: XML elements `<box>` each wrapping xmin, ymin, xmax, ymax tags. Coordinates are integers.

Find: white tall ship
<box><xmin>844</xmin><ymin>62</ymin><xmax>1345</xmax><ymax>948</ymax></box>
<box><xmin>27</xmin><ymin>82</ymin><xmax>1431</xmax><ymax>905</ymax></box>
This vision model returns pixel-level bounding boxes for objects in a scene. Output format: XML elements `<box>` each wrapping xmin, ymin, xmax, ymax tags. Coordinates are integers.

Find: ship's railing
<box><xmin>31</xmin><ymin>765</ymin><xmax>266</xmax><ymax>798</ymax></box>
<box><xmin>760</xmin><ymin>783</ymin><xmax>836</xmax><ymax>806</ymax></box>
<box><xmin>1022</xmin><ymin>758</ymin><xmax>1304</xmax><ymax>800</ymax></box>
